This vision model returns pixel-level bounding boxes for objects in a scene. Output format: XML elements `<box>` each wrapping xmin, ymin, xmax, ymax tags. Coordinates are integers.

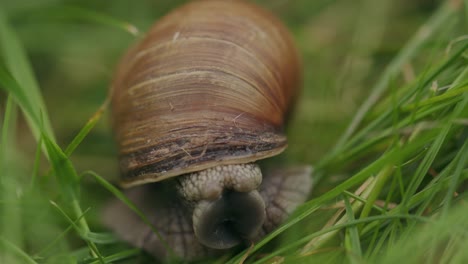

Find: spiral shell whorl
<box><xmin>112</xmin><ymin>0</ymin><xmax>301</xmax><ymax>186</ymax></box>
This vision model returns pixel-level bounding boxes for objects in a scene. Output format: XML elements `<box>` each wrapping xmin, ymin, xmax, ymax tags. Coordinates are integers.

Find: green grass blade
<box><xmin>88</xmin><ymin>249</ymin><xmax>140</xmax><ymax>264</ymax></box>
<box><xmin>42</xmin><ymin>136</ymin><xmax>80</xmax><ymax>201</ymax></box>
<box><xmin>331</xmin><ymin>0</ymin><xmax>462</xmax><ymax>154</ymax></box>
<box><xmin>251</xmin><ymin>214</ymin><xmax>430</xmax><ymax>264</ymax></box>
<box><xmin>343</xmin><ymin>191</ymin><xmax>386</xmax><ymax>213</ymax></box>
<box><xmin>439</xmin><ymin>67</ymin><xmax>468</xmax><ymax>215</ymax></box>
<box><xmin>29</xmin><ymin>135</ymin><xmax>42</xmax><ymax>190</ymax></box>
<box><xmin>0</xmin><ymin>67</ymin><xmax>43</xmax><ymax>130</ymax></box>
<box><xmin>49</xmin><ymin>201</ymin><xmax>89</xmax><ymax>235</ymax></box>
<box><xmin>84</xmin><ymin>232</ymin><xmax>118</xmax><ymax>244</ymax></box>
<box><xmin>0</xmin><ymin>95</ymin><xmax>16</xmax><ymax>170</ymax></box>
<box><xmin>359</xmin><ymin>166</ymin><xmax>394</xmax><ymax>220</ymax></box>
<box><xmin>343</xmin><ymin>195</ymin><xmax>362</xmax><ymax>264</ymax></box>
<box><xmin>0</xmin><ymin>237</ymin><xmax>38</xmax><ymax>264</ymax></box>
<box><xmin>0</xmin><ymin>9</ymin><xmax>54</xmax><ymax>141</ymax></box>
<box><xmin>41</xmin><ymin>135</ymin><xmax>105</xmax><ymax>261</ymax></box>
<box><xmin>64</xmin><ymin>100</ymin><xmax>109</xmax><ymax>156</ymax></box>
<box><xmin>442</xmin><ymin>142</ymin><xmax>467</xmax><ymax>210</ymax></box>
<box><xmin>378</xmin><ymin>204</ymin><xmax>468</xmax><ymax>264</ymax></box>
<box><xmin>401</xmin><ymin>83</ymin><xmax>468</xmax><ymax>112</ymax></box>
<box><xmin>0</xmin><ymin>96</ymin><xmax>25</xmax><ymax>264</ymax></box>
<box><xmin>84</xmin><ymin>171</ymin><xmax>176</xmax><ymax>260</ymax></box>
<box><xmin>50</xmin><ymin>204</ymin><xmax>117</xmax><ymax>244</ymax></box>
<box><xmin>33</xmin><ymin>223</ymin><xmax>74</xmax><ymax>258</ymax></box>
<box><xmin>325</xmin><ymin>42</ymin><xmax>468</xmax><ymax>168</ymax></box>
<box><xmin>49</xmin><ymin>201</ymin><xmax>104</xmax><ymax>263</ymax></box>
<box><xmin>28</xmin><ymin>5</ymin><xmax>140</xmax><ymax>36</ymax></box>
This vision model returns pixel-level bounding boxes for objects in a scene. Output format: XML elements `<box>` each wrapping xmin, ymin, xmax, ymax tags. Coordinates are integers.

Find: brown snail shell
<box><xmin>111</xmin><ymin>0</ymin><xmax>301</xmax><ymax>187</ymax></box>
<box><xmin>106</xmin><ymin>0</ymin><xmax>311</xmax><ymax>260</ymax></box>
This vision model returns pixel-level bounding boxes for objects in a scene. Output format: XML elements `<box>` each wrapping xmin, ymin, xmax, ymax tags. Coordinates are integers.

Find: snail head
<box><xmin>177</xmin><ymin>164</ymin><xmax>265</xmax><ymax>249</ymax></box>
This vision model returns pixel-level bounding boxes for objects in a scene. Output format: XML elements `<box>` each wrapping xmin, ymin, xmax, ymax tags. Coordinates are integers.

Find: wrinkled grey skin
<box><xmin>103</xmin><ymin>165</ymin><xmax>312</xmax><ymax>261</ymax></box>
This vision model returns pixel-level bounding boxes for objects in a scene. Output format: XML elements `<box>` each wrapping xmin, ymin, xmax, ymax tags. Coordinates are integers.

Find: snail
<box><xmin>104</xmin><ymin>0</ymin><xmax>312</xmax><ymax>260</ymax></box>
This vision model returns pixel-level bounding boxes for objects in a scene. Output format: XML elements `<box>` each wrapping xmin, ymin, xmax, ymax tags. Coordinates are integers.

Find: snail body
<box><xmin>105</xmin><ymin>0</ymin><xmax>312</xmax><ymax>260</ymax></box>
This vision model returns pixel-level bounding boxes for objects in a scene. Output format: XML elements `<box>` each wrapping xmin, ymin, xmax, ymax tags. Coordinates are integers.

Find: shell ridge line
<box><xmin>125</xmin><ymin>68</ymin><xmax>282</xmax><ymax>116</ymax></box>
<box><xmin>128</xmin><ymin>36</ymin><xmax>281</xmax><ymax>92</ymax></box>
